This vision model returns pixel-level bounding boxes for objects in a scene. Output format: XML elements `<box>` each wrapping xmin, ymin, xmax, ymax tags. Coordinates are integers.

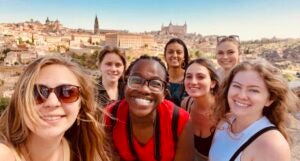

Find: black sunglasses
<box><xmin>217</xmin><ymin>35</ymin><xmax>240</xmax><ymax>44</ymax></box>
<box><xmin>33</xmin><ymin>84</ymin><xmax>81</xmax><ymax>104</ymax></box>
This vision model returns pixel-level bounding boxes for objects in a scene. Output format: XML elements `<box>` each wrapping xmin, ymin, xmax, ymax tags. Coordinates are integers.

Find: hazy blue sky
<box><xmin>0</xmin><ymin>0</ymin><xmax>300</xmax><ymax>40</ymax></box>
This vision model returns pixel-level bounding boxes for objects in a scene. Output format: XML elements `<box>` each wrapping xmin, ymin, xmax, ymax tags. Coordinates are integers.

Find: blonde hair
<box><xmin>214</xmin><ymin>59</ymin><xmax>297</xmax><ymax>144</ymax></box>
<box><xmin>0</xmin><ymin>55</ymin><xmax>114</xmax><ymax>161</ymax></box>
<box><xmin>216</xmin><ymin>35</ymin><xmax>241</xmax><ymax>54</ymax></box>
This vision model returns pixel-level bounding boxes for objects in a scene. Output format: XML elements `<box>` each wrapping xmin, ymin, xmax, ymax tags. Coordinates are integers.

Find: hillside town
<box><xmin>0</xmin><ymin>16</ymin><xmax>300</xmax><ymax>99</ymax></box>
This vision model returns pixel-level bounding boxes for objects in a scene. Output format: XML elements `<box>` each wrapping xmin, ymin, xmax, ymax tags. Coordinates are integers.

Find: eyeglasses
<box><xmin>34</xmin><ymin>84</ymin><xmax>81</xmax><ymax>104</ymax></box>
<box><xmin>127</xmin><ymin>75</ymin><xmax>166</xmax><ymax>93</ymax></box>
<box><xmin>217</xmin><ymin>35</ymin><xmax>240</xmax><ymax>44</ymax></box>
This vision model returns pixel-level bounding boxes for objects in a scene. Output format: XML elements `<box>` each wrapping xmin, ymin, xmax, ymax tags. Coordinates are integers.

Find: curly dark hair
<box><xmin>125</xmin><ymin>55</ymin><xmax>169</xmax><ymax>82</ymax></box>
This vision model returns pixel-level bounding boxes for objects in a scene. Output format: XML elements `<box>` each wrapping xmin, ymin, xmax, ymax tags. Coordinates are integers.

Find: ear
<box><xmin>210</xmin><ymin>80</ymin><xmax>216</xmax><ymax>89</ymax></box>
<box><xmin>264</xmin><ymin>99</ymin><xmax>274</xmax><ymax>107</ymax></box>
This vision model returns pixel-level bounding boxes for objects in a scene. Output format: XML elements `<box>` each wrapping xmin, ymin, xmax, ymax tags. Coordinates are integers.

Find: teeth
<box><xmin>41</xmin><ymin>116</ymin><xmax>62</xmax><ymax>121</ymax></box>
<box><xmin>235</xmin><ymin>101</ymin><xmax>248</xmax><ymax>107</ymax></box>
<box><xmin>135</xmin><ymin>98</ymin><xmax>152</xmax><ymax>106</ymax></box>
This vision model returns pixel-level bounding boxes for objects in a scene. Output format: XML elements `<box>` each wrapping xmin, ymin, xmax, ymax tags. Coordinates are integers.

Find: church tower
<box><xmin>94</xmin><ymin>15</ymin><xmax>99</xmax><ymax>34</ymax></box>
<box><xmin>45</xmin><ymin>17</ymin><xmax>50</xmax><ymax>25</ymax></box>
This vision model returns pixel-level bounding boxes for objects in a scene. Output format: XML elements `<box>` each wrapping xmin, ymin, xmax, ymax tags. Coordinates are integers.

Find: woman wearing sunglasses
<box><xmin>216</xmin><ymin>35</ymin><xmax>240</xmax><ymax>80</ymax></box>
<box><xmin>0</xmin><ymin>56</ymin><xmax>114</xmax><ymax>161</ymax></box>
<box><xmin>97</xmin><ymin>46</ymin><xmax>126</xmax><ymax>107</ymax></box>
<box><xmin>105</xmin><ymin>55</ymin><xmax>194</xmax><ymax>161</ymax></box>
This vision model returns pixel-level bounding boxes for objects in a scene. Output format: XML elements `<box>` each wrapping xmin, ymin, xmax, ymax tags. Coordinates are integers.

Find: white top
<box><xmin>209</xmin><ymin>116</ymin><xmax>274</xmax><ymax>161</ymax></box>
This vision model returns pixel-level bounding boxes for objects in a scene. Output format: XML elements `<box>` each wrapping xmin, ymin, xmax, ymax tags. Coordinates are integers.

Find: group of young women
<box><xmin>0</xmin><ymin>36</ymin><xmax>298</xmax><ymax>161</ymax></box>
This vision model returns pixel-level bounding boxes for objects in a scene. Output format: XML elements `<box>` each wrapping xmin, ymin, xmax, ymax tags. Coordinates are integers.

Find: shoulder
<box><xmin>104</xmin><ymin>100</ymin><xmax>125</xmax><ymax>125</ymax></box>
<box><xmin>244</xmin><ymin>129</ymin><xmax>290</xmax><ymax>161</ymax></box>
<box><xmin>162</xmin><ymin>100</ymin><xmax>189</xmax><ymax>116</ymax></box>
<box><xmin>0</xmin><ymin>143</ymin><xmax>15</xmax><ymax>161</ymax></box>
<box><xmin>180</xmin><ymin>96</ymin><xmax>192</xmax><ymax>111</ymax></box>
<box><xmin>180</xmin><ymin>97</ymin><xmax>188</xmax><ymax>109</ymax></box>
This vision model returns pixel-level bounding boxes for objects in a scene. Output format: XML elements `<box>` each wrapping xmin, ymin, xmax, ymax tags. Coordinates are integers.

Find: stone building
<box><xmin>105</xmin><ymin>33</ymin><xmax>155</xmax><ymax>49</ymax></box>
<box><xmin>160</xmin><ymin>22</ymin><xmax>187</xmax><ymax>36</ymax></box>
<box><xmin>45</xmin><ymin>17</ymin><xmax>62</xmax><ymax>32</ymax></box>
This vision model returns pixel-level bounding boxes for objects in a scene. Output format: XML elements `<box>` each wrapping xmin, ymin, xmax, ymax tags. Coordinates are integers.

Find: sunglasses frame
<box><xmin>217</xmin><ymin>35</ymin><xmax>240</xmax><ymax>44</ymax></box>
<box><xmin>33</xmin><ymin>84</ymin><xmax>81</xmax><ymax>104</ymax></box>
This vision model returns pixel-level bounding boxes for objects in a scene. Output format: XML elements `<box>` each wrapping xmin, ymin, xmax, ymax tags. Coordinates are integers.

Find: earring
<box><xmin>181</xmin><ymin>62</ymin><xmax>186</xmax><ymax>69</ymax></box>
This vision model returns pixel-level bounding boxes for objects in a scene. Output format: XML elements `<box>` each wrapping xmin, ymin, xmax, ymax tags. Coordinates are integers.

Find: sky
<box><xmin>0</xmin><ymin>0</ymin><xmax>300</xmax><ymax>40</ymax></box>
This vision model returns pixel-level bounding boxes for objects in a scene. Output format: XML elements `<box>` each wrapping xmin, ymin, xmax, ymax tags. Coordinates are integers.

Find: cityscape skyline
<box><xmin>1</xmin><ymin>0</ymin><xmax>300</xmax><ymax>40</ymax></box>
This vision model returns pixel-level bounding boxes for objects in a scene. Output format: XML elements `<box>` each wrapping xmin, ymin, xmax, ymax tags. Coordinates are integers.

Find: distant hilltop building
<box><xmin>160</xmin><ymin>22</ymin><xmax>187</xmax><ymax>36</ymax></box>
<box><xmin>94</xmin><ymin>15</ymin><xmax>99</xmax><ymax>34</ymax></box>
<box><xmin>105</xmin><ymin>33</ymin><xmax>155</xmax><ymax>49</ymax></box>
<box><xmin>45</xmin><ymin>17</ymin><xmax>62</xmax><ymax>32</ymax></box>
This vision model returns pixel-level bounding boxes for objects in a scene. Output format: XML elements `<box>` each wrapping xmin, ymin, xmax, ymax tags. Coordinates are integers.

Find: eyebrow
<box><xmin>231</xmin><ymin>81</ymin><xmax>261</xmax><ymax>88</ymax></box>
<box><xmin>130</xmin><ymin>73</ymin><xmax>165</xmax><ymax>81</ymax></box>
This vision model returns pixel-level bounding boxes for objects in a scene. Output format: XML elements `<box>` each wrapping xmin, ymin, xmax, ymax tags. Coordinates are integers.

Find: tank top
<box><xmin>209</xmin><ymin>116</ymin><xmax>274</xmax><ymax>161</ymax></box>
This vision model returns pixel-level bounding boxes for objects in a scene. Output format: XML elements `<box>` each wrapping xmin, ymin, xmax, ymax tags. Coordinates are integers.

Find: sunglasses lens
<box><xmin>34</xmin><ymin>85</ymin><xmax>49</xmax><ymax>104</ymax></box>
<box><xmin>33</xmin><ymin>84</ymin><xmax>80</xmax><ymax>104</ymax></box>
<box><xmin>56</xmin><ymin>85</ymin><xmax>80</xmax><ymax>103</ymax></box>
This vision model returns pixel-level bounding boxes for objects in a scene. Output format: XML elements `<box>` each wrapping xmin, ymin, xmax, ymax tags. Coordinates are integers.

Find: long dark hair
<box><xmin>164</xmin><ymin>38</ymin><xmax>189</xmax><ymax>69</ymax></box>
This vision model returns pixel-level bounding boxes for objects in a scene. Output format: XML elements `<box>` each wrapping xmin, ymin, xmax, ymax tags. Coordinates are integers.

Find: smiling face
<box><xmin>26</xmin><ymin>64</ymin><xmax>81</xmax><ymax>139</ymax></box>
<box><xmin>216</xmin><ymin>41</ymin><xmax>239</xmax><ymax>71</ymax></box>
<box><xmin>184</xmin><ymin>63</ymin><xmax>216</xmax><ymax>98</ymax></box>
<box><xmin>165</xmin><ymin>42</ymin><xmax>185</xmax><ymax>68</ymax></box>
<box><xmin>125</xmin><ymin>59</ymin><xmax>166</xmax><ymax>118</ymax></box>
<box><xmin>227</xmin><ymin>70</ymin><xmax>273</xmax><ymax>119</ymax></box>
<box><xmin>99</xmin><ymin>52</ymin><xmax>125</xmax><ymax>82</ymax></box>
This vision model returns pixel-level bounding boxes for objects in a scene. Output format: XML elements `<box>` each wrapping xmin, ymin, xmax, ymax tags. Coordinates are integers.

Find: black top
<box><xmin>194</xmin><ymin>133</ymin><xmax>214</xmax><ymax>157</ymax></box>
<box><xmin>97</xmin><ymin>79</ymin><xmax>125</xmax><ymax>107</ymax></box>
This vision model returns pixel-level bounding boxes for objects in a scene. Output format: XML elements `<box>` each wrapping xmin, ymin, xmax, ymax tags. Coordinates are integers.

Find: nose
<box><xmin>222</xmin><ymin>53</ymin><xmax>229</xmax><ymax>58</ymax></box>
<box><xmin>190</xmin><ymin>77</ymin><xmax>197</xmax><ymax>84</ymax></box>
<box><xmin>109</xmin><ymin>65</ymin><xmax>117</xmax><ymax>72</ymax></box>
<box><xmin>237</xmin><ymin>89</ymin><xmax>248</xmax><ymax>100</ymax></box>
<box><xmin>139</xmin><ymin>81</ymin><xmax>152</xmax><ymax>93</ymax></box>
<box><xmin>42</xmin><ymin>92</ymin><xmax>61</xmax><ymax>107</ymax></box>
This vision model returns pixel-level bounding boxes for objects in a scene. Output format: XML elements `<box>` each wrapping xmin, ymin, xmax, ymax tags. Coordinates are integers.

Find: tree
<box><xmin>0</xmin><ymin>79</ymin><xmax>4</xmax><ymax>86</ymax></box>
<box><xmin>0</xmin><ymin>97</ymin><xmax>10</xmax><ymax>113</ymax></box>
<box><xmin>18</xmin><ymin>37</ymin><xmax>23</xmax><ymax>44</ymax></box>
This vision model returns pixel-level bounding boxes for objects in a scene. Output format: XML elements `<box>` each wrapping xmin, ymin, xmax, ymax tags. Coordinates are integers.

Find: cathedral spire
<box><xmin>94</xmin><ymin>15</ymin><xmax>99</xmax><ymax>34</ymax></box>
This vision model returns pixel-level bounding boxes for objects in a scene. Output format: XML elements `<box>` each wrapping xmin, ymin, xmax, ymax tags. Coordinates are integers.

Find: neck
<box><xmin>168</xmin><ymin>67</ymin><xmax>184</xmax><ymax>83</ymax></box>
<box><xmin>102</xmin><ymin>77</ymin><xmax>118</xmax><ymax>89</ymax></box>
<box><xmin>102</xmin><ymin>78</ymin><xmax>119</xmax><ymax>99</ymax></box>
<box><xmin>193</xmin><ymin>93</ymin><xmax>215</xmax><ymax>112</ymax></box>
<box><xmin>130</xmin><ymin>110</ymin><xmax>156</xmax><ymax>128</ymax></box>
<box><xmin>232</xmin><ymin>114</ymin><xmax>263</xmax><ymax>133</ymax></box>
<box><xmin>223</xmin><ymin>69</ymin><xmax>230</xmax><ymax>76</ymax></box>
<box><xmin>24</xmin><ymin>134</ymin><xmax>64</xmax><ymax>161</ymax></box>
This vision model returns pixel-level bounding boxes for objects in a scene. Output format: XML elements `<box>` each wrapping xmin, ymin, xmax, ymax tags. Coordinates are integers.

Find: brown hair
<box><xmin>184</xmin><ymin>57</ymin><xmax>220</xmax><ymax>95</ymax></box>
<box><xmin>98</xmin><ymin>45</ymin><xmax>126</xmax><ymax>71</ymax></box>
<box><xmin>214</xmin><ymin>59</ymin><xmax>297</xmax><ymax>143</ymax></box>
